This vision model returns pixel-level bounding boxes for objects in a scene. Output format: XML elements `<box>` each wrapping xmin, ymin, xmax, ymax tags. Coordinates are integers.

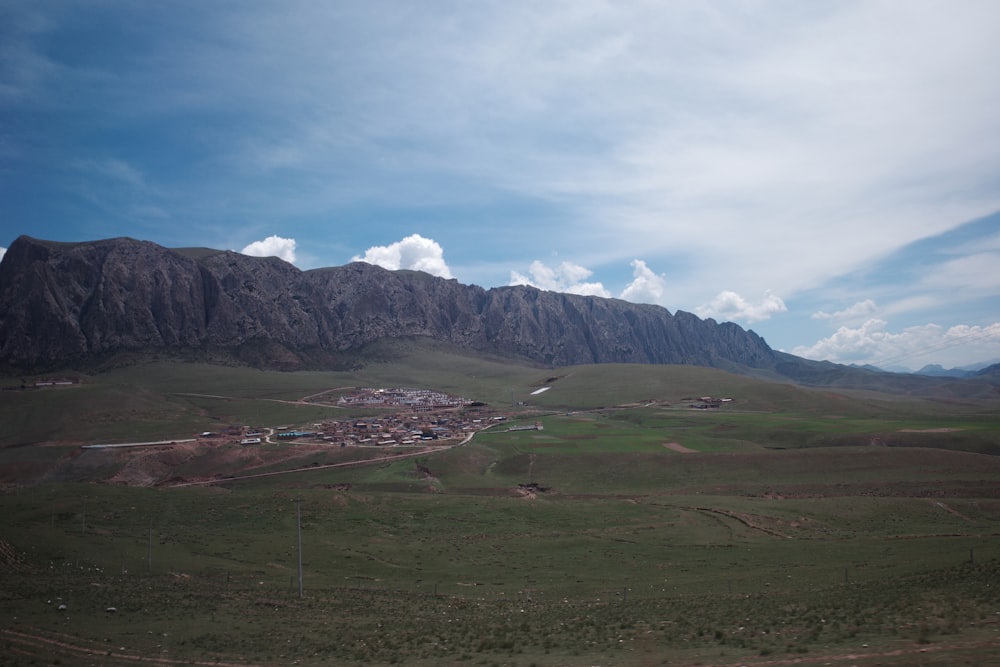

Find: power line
<box><xmin>296</xmin><ymin>499</ymin><xmax>303</xmax><ymax>598</ymax></box>
<box><xmin>872</xmin><ymin>325</ymin><xmax>1000</xmax><ymax>369</ymax></box>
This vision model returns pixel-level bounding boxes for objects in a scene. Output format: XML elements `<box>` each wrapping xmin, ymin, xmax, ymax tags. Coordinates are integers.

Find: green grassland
<box><xmin>2</xmin><ymin>346</ymin><xmax>1000</xmax><ymax>666</ymax></box>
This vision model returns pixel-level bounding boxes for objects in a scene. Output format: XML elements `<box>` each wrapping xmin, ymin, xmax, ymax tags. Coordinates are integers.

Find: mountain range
<box><xmin>1</xmin><ymin>235</ymin><xmax>997</xmax><ymax>395</ymax></box>
<box><xmin>912</xmin><ymin>363</ymin><xmax>999</xmax><ymax>378</ymax></box>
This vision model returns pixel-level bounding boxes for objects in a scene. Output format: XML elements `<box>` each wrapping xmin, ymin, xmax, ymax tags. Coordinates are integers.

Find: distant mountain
<box><xmin>850</xmin><ymin>363</ymin><xmax>890</xmax><ymax>373</ymax></box>
<box><xmin>914</xmin><ymin>360</ymin><xmax>1000</xmax><ymax>378</ymax></box>
<box><xmin>975</xmin><ymin>363</ymin><xmax>1000</xmax><ymax>379</ymax></box>
<box><xmin>915</xmin><ymin>364</ymin><xmax>975</xmax><ymax>378</ymax></box>
<box><xmin>0</xmin><ymin>235</ymin><xmax>997</xmax><ymax>398</ymax></box>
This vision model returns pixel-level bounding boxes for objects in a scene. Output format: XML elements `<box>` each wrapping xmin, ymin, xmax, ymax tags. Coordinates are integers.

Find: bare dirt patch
<box><xmin>93</xmin><ymin>441</ymin><xmax>289</xmax><ymax>486</ymax></box>
<box><xmin>662</xmin><ymin>441</ymin><xmax>697</xmax><ymax>453</ymax></box>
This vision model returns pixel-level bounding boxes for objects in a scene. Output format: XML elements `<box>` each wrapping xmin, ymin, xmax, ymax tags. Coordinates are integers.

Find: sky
<box><xmin>2</xmin><ymin>1</ymin><xmax>999</xmax><ymax>371</ymax></box>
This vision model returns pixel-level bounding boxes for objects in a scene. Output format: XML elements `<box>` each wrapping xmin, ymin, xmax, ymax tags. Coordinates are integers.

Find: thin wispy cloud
<box><xmin>73</xmin><ymin>158</ymin><xmax>149</xmax><ymax>191</ymax></box>
<box><xmin>922</xmin><ymin>252</ymin><xmax>1000</xmax><ymax>295</ymax></box>
<box><xmin>812</xmin><ymin>300</ymin><xmax>878</xmax><ymax>323</ymax></box>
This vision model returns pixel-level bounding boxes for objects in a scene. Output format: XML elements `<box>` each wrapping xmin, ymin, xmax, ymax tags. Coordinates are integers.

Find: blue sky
<box><xmin>2</xmin><ymin>1</ymin><xmax>999</xmax><ymax>370</ymax></box>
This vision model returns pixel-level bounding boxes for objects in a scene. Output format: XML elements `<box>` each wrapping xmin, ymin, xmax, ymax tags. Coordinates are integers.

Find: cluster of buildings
<box><xmin>336</xmin><ymin>387</ymin><xmax>472</xmax><ymax>410</ymax></box>
<box><xmin>30</xmin><ymin>377</ymin><xmax>77</xmax><ymax>388</ymax></box>
<box><xmin>210</xmin><ymin>387</ymin><xmax>510</xmax><ymax>448</ymax></box>
<box><xmin>683</xmin><ymin>395</ymin><xmax>735</xmax><ymax>409</ymax></box>
<box><xmin>284</xmin><ymin>410</ymin><xmax>501</xmax><ymax>447</ymax></box>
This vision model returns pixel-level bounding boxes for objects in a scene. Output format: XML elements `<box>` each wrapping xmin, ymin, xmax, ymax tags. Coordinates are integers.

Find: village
<box><xmin>227</xmin><ymin>386</ymin><xmax>512</xmax><ymax>448</ymax></box>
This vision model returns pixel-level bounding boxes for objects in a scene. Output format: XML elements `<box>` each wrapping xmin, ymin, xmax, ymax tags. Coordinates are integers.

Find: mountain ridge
<box><xmin>1</xmin><ymin>235</ymin><xmax>997</xmax><ymax>399</ymax></box>
<box><xmin>0</xmin><ymin>235</ymin><xmax>778</xmax><ymax>373</ymax></box>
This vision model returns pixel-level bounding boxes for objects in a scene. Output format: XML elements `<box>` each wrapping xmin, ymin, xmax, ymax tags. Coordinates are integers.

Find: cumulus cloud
<box><xmin>509</xmin><ymin>260</ymin><xmax>611</xmax><ymax>297</ymax></box>
<box><xmin>696</xmin><ymin>290</ymin><xmax>787</xmax><ymax>323</ymax></box>
<box><xmin>793</xmin><ymin>319</ymin><xmax>1000</xmax><ymax>369</ymax></box>
<box><xmin>353</xmin><ymin>234</ymin><xmax>453</xmax><ymax>278</ymax></box>
<box><xmin>812</xmin><ymin>299</ymin><xmax>878</xmax><ymax>322</ymax></box>
<box><xmin>619</xmin><ymin>259</ymin><xmax>668</xmax><ymax>305</ymax></box>
<box><xmin>241</xmin><ymin>235</ymin><xmax>297</xmax><ymax>263</ymax></box>
<box><xmin>510</xmin><ymin>257</ymin><xmax>673</xmax><ymax>303</ymax></box>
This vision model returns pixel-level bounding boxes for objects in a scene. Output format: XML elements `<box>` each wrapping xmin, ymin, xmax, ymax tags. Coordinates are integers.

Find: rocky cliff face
<box><xmin>0</xmin><ymin>235</ymin><xmax>779</xmax><ymax>371</ymax></box>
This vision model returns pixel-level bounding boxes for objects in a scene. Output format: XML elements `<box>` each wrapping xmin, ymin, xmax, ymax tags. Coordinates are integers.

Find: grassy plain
<box><xmin>2</xmin><ymin>347</ymin><xmax>1000</xmax><ymax>666</ymax></box>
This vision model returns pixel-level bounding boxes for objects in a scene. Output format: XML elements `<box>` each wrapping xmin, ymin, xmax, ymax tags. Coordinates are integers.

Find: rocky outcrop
<box><xmin>0</xmin><ymin>235</ymin><xmax>779</xmax><ymax>371</ymax></box>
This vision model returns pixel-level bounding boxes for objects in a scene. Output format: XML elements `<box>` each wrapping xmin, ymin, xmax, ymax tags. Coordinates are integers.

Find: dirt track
<box><xmin>168</xmin><ymin>445</ymin><xmax>439</xmax><ymax>487</ymax></box>
<box><xmin>1</xmin><ymin>628</ymin><xmax>264</xmax><ymax>666</ymax></box>
<box><xmin>4</xmin><ymin>626</ymin><xmax>998</xmax><ymax>667</ymax></box>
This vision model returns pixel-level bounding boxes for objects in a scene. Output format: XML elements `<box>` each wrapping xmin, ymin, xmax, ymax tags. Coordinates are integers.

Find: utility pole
<box><xmin>296</xmin><ymin>500</ymin><xmax>303</xmax><ymax>598</ymax></box>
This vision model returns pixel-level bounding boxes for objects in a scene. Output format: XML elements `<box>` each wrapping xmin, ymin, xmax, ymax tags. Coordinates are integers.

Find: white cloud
<box><xmin>0</xmin><ymin>247</ymin><xmax>6</xmax><ymax>261</ymax></box>
<box><xmin>353</xmin><ymin>234</ymin><xmax>453</xmax><ymax>279</ymax></box>
<box><xmin>509</xmin><ymin>257</ymin><xmax>670</xmax><ymax>303</ymax></box>
<box><xmin>619</xmin><ymin>259</ymin><xmax>668</xmax><ymax>305</ymax></box>
<box><xmin>812</xmin><ymin>299</ymin><xmax>878</xmax><ymax>322</ymax></box>
<box><xmin>793</xmin><ymin>319</ymin><xmax>1000</xmax><ymax>370</ymax></box>
<box><xmin>696</xmin><ymin>290</ymin><xmax>787</xmax><ymax>323</ymax></box>
<box><xmin>509</xmin><ymin>260</ymin><xmax>610</xmax><ymax>297</ymax></box>
<box><xmin>241</xmin><ymin>235</ymin><xmax>297</xmax><ymax>263</ymax></box>
<box><xmin>794</xmin><ymin>318</ymin><xmax>893</xmax><ymax>364</ymax></box>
